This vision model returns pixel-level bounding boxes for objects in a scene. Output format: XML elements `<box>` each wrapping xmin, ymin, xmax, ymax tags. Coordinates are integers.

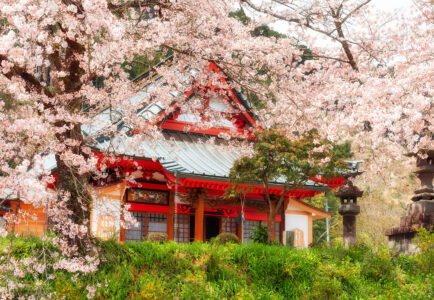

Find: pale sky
<box><xmin>243</xmin><ymin>0</ymin><xmax>414</xmax><ymax>34</ymax></box>
<box><xmin>375</xmin><ymin>0</ymin><xmax>413</xmax><ymax>10</ymax></box>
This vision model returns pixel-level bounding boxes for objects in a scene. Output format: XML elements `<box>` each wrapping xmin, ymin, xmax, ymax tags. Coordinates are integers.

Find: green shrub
<box><xmin>206</xmin><ymin>252</ymin><xmax>223</xmax><ymax>281</ymax></box>
<box><xmin>414</xmin><ymin>227</ymin><xmax>434</xmax><ymax>274</ymax></box>
<box><xmin>214</xmin><ymin>233</ymin><xmax>240</xmax><ymax>245</ymax></box>
<box><xmin>1</xmin><ymin>236</ymin><xmax>433</xmax><ymax>299</ymax></box>
<box><xmin>147</xmin><ymin>232</ymin><xmax>168</xmax><ymax>243</ymax></box>
<box><xmin>361</xmin><ymin>246</ymin><xmax>396</xmax><ymax>284</ymax></box>
<box><xmin>270</xmin><ymin>239</ymin><xmax>281</xmax><ymax>246</ymax></box>
<box><xmin>250</xmin><ymin>224</ymin><xmax>268</xmax><ymax>244</ymax></box>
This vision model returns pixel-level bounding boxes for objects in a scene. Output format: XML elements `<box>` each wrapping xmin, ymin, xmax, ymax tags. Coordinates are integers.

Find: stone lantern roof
<box><xmin>335</xmin><ymin>180</ymin><xmax>363</xmax><ymax>199</ymax></box>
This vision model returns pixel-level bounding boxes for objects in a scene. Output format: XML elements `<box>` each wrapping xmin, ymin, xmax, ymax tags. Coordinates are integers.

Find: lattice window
<box><xmin>242</xmin><ymin>220</ymin><xmax>261</xmax><ymax>243</ymax></box>
<box><xmin>125</xmin><ymin>212</ymin><xmax>167</xmax><ymax>242</ymax></box>
<box><xmin>96</xmin><ymin>214</ymin><xmax>116</xmax><ymax>240</ymax></box>
<box><xmin>148</xmin><ymin>213</ymin><xmax>167</xmax><ymax>236</ymax></box>
<box><xmin>175</xmin><ymin>214</ymin><xmax>190</xmax><ymax>243</ymax></box>
<box><xmin>242</xmin><ymin>220</ymin><xmax>281</xmax><ymax>243</ymax></box>
<box><xmin>275</xmin><ymin>222</ymin><xmax>280</xmax><ymax>241</ymax></box>
<box><xmin>125</xmin><ymin>212</ymin><xmax>144</xmax><ymax>242</ymax></box>
<box><xmin>221</xmin><ymin>217</ymin><xmax>237</xmax><ymax>235</ymax></box>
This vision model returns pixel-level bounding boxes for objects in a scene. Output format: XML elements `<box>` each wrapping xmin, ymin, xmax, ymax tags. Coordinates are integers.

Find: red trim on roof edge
<box><xmin>143</xmin><ymin>62</ymin><xmax>259</xmax><ymax>135</ymax></box>
<box><xmin>160</xmin><ymin>119</ymin><xmax>252</xmax><ymax>137</ymax></box>
<box><xmin>309</xmin><ymin>176</ymin><xmax>345</xmax><ymax>189</ymax></box>
<box><xmin>245</xmin><ymin>212</ymin><xmax>281</xmax><ymax>222</ymax></box>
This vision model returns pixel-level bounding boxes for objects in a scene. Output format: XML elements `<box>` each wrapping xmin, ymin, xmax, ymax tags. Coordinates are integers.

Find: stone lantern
<box><xmin>336</xmin><ymin>177</ymin><xmax>363</xmax><ymax>248</ymax></box>
<box><xmin>386</xmin><ymin>149</ymin><xmax>434</xmax><ymax>254</ymax></box>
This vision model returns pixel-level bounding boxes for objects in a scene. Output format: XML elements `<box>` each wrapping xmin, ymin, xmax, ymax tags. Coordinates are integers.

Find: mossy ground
<box><xmin>0</xmin><ymin>237</ymin><xmax>432</xmax><ymax>299</ymax></box>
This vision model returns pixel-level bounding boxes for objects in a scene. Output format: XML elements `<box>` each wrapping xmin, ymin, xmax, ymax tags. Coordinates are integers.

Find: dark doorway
<box><xmin>189</xmin><ymin>215</ymin><xmax>195</xmax><ymax>242</ymax></box>
<box><xmin>205</xmin><ymin>216</ymin><xmax>220</xmax><ymax>241</ymax></box>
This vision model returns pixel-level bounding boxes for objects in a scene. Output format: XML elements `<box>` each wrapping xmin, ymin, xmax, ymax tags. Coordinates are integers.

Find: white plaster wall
<box><xmin>285</xmin><ymin>214</ymin><xmax>309</xmax><ymax>248</ymax></box>
<box><xmin>215</xmin><ymin>118</ymin><xmax>236</xmax><ymax>128</ymax></box>
<box><xmin>176</xmin><ymin>113</ymin><xmax>201</xmax><ymax>123</ymax></box>
<box><xmin>176</xmin><ymin>112</ymin><xmax>236</xmax><ymax>128</ymax></box>
<box><xmin>91</xmin><ymin>196</ymin><xmax>121</xmax><ymax>240</ymax></box>
<box><xmin>208</xmin><ymin>96</ymin><xmax>235</xmax><ymax>113</ymax></box>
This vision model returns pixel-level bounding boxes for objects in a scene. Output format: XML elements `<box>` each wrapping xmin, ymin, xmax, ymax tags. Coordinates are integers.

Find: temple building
<box><xmin>1</xmin><ymin>62</ymin><xmax>357</xmax><ymax>247</ymax></box>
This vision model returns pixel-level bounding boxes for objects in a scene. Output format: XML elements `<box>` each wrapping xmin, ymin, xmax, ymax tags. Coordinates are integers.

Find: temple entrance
<box><xmin>205</xmin><ymin>216</ymin><xmax>220</xmax><ymax>241</ymax></box>
<box><xmin>189</xmin><ymin>215</ymin><xmax>195</xmax><ymax>242</ymax></box>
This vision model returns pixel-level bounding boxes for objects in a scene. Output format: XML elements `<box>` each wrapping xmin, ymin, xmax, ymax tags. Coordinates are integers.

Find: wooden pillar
<box><xmin>194</xmin><ymin>190</ymin><xmax>205</xmax><ymax>242</ymax></box>
<box><xmin>280</xmin><ymin>198</ymin><xmax>289</xmax><ymax>244</ymax></box>
<box><xmin>119</xmin><ymin>181</ymin><xmax>127</xmax><ymax>243</ymax></box>
<box><xmin>308</xmin><ymin>214</ymin><xmax>313</xmax><ymax>246</ymax></box>
<box><xmin>167</xmin><ymin>191</ymin><xmax>175</xmax><ymax>240</ymax></box>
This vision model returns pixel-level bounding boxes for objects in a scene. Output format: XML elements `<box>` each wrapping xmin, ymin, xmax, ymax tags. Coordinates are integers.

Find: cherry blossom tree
<box><xmin>239</xmin><ymin>0</ymin><xmax>432</xmax><ymax>160</ymax></box>
<box><xmin>0</xmin><ymin>1</ymin><xmax>303</xmax><ymax>295</ymax></box>
<box><xmin>0</xmin><ymin>0</ymin><xmax>432</xmax><ymax>297</ymax></box>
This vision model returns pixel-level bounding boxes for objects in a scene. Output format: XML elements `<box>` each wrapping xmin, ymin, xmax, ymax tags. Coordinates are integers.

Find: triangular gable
<box><xmin>286</xmin><ymin>199</ymin><xmax>331</xmax><ymax>220</ymax></box>
<box><xmin>207</xmin><ymin>62</ymin><xmax>257</xmax><ymax>127</ymax></box>
<box><xmin>150</xmin><ymin>62</ymin><xmax>259</xmax><ymax>137</ymax></box>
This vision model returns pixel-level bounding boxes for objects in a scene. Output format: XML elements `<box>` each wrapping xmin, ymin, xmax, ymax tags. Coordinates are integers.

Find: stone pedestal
<box><xmin>386</xmin><ymin>150</ymin><xmax>434</xmax><ymax>254</ymax></box>
<box><xmin>336</xmin><ymin>179</ymin><xmax>363</xmax><ymax>248</ymax></box>
<box><xmin>340</xmin><ymin>204</ymin><xmax>361</xmax><ymax>247</ymax></box>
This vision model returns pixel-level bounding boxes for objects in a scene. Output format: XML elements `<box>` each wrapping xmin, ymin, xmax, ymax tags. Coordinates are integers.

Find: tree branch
<box><xmin>332</xmin><ymin>19</ymin><xmax>359</xmax><ymax>71</ymax></box>
<box><xmin>340</xmin><ymin>0</ymin><xmax>372</xmax><ymax>25</ymax></box>
<box><xmin>310</xmin><ymin>54</ymin><xmax>351</xmax><ymax>64</ymax></box>
<box><xmin>242</xmin><ymin>0</ymin><xmax>302</xmax><ymax>23</ymax></box>
<box><xmin>107</xmin><ymin>0</ymin><xmax>170</xmax><ymax>17</ymax></box>
<box><xmin>242</xmin><ymin>0</ymin><xmax>361</xmax><ymax>71</ymax></box>
<box><xmin>276</xmin><ymin>181</ymin><xmax>289</xmax><ymax>213</ymax></box>
<box><xmin>262</xmin><ymin>179</ymin><xmax>272</xmax><ymax>205</ymax></box>
<box><xmin>0</xmin><ymin>55</ymin><xmax>54</xmax><ymax>97</ymax></box>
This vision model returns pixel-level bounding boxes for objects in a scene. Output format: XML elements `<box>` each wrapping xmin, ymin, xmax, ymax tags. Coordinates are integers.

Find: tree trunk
<box><xmin>54</xmin><ymin>156</ymin><xmax>92</xmax><ymax>250</ymax></box>
<box><xmin>53</xmin><ymin>124</ymin><xmax>92</xmax><ymax>250</ymax></box>
<box><xmin>267</xmin><ymin>200</ymin><xmax>276</xmax><ymax>243</ymax></box>
<box><xmin>267</xmin><ymin>212</ymin><xmax>276</xmax><ymax>243</ymax></box>
<box><xmin>55</xmin><ymin>156</ymin><xmax>91</xmax><ymax>223</ymax></box>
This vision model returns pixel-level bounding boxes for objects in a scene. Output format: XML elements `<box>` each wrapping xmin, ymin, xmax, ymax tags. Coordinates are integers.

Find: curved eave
<box><xmin>168</xmin><ymin>171</ymin><xmax>329</xmax><ymax>192</ymax></box>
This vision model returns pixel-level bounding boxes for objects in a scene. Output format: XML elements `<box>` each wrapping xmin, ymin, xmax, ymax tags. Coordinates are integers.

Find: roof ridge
<box><xmin>131</xmin><ymin>55</ymin><xmax>175</xmax><ymax>84</ymax></box>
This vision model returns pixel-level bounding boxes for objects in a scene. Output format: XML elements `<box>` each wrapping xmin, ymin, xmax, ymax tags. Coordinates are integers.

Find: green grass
<box><xmin>0</xmin><ymin>237</ymin><xmax>432</xmax><ymax>299</ymax></box>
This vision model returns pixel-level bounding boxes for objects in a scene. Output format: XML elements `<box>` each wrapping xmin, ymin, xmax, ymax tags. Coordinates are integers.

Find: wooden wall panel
<box><xmin>8</xmin><ymin>202</ymin><xmax>46</xmax><ymax>237</ymax></box>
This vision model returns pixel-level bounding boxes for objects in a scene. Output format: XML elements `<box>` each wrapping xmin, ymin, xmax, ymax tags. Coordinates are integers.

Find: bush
<box><xmin>147</xmin><ymin>232</ymin><xmax>167</xmax><ymax>243</ymax></box>
<box><xmin>270</xmin><ymin>239</ymin><xmax>281</xmax><ymax>246</ymax></box>
<box><xmin>206</xmin><ymin>252</ymin><xmax>224</xmax><ymax>281</ymax></box>
<box><xmin>1</xmin><ymin>236</ymin><xmax>433</xmax><ymax>299</ymax></box>
<box><xmin>250</xmin><ymin>224</ymin><xmax>268</xmax><ymax>244</ymax></box>
<box><xmin>414</xmin><ymin>227</ymin><xmax>434</xmax><ymax>274</ymax></box>
<box><xmin>360</xmin><ymin>246</ymin><xmax>395</xmax><ymax>283</ymax></box>
<box><xmin>214</xmin><ymin>233</ymin><xmax>240</xmax><ymax>245</ymax></box>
